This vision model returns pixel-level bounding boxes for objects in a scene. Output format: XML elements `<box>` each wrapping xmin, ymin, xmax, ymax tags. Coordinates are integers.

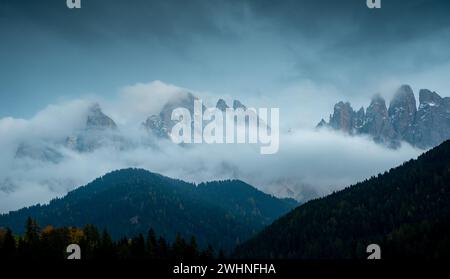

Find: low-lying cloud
<box><xmin>0</xmin><ymin>81</ymin><xmax>422</xmax><ymax>213</ymax></box>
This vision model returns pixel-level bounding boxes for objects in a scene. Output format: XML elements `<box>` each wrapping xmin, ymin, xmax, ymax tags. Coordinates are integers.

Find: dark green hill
<box><xmin>234</xmin><ymin>140</ymin><xmax>450</xmax><ymax>259</ymax></box>
<box><xmin>0</xmin><ymin>169</ymin><xmax>297</xmax><ymax>253</ymax></box>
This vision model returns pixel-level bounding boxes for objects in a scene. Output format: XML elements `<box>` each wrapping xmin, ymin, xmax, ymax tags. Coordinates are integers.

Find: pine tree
<box><xmin>23</xmin><ymin>217</ymin><xmax>40</xmax><ymax>259</ymax></box>
<box><xmin>116</xmin><ymin>237</ymin><xmax>131</xmax><ymax>259</ymax></box>
<box><xmin>156</xmin><ymin>237</ymin><xmax>169</xmax><ymax>259</ymax></box>
<box><xmin>130</xmin><ymin>233</ymin><xmax>146</xmax><ymax>259</ymax></box>
<box><xmin>25</xmin><ymin>217</ymin><xmax>40</xmax><ymax>244</ymax></box>
<box><xmin>200</xmin><ymin>244</ymin><xmax>215</xmax><ymax>259</ymax></box>
<box><xmin>80</xmin><ymin>224</ymin><xmax>100</xmax><ymax>259</ymax></box>
<box><xmin>1</xmin><ymin>220</ymin><xmax>222</xmax><ymax>260</ymax></box>
<box><xmin>186</xmin><ymin>236</ymin><xmax>199</xmax><ymax>259</ymax></box>
<box><xmin>0</xmin><ymin>228</ymin><xmax>16</xmax><ymax>259</ymax></box>
<box><xmin>218</xmin><ymin>249</ymin><xmax>226</xmax><ymax>259</ymax></box>
<box><xmin>146</xmin><ymin>228</ymin><xmax>157</xmax><ymax>259</ymax></box>
<box><xmin>171</xmin><ymin>233</ymin><xmax>187</xmax><ymax>259</ymax></box>
<box><xmin>98</xmin><ymin>229</ymin><xmax>116</xmax><ymax>259</ymax></box>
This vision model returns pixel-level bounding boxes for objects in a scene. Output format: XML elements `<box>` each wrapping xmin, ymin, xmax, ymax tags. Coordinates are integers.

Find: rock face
<box><xmin>65</xmin><ymin>104</ymin><xmax>120</xmax><ymax>152</ymax></box>
<box><xmin>413</xmin><ymin>89</ymin><xmax>450</xmax><ymax>148</ymax></box>
<box><xmin>325</xmin><ymin>102</ymin><xmax>366</xmax><ymax>135</ymax></box>
<box><xmin>13</xmin><ymin>96</ymin><xmax>257</xmax><ymax>161</ymax></box>
<box><xmin>388</xmin><ymin>85</ymin><xmax>416</xmax><ymax>141</ymax></box>
<box><xmin>317</xmin><ymin>85</ymin><xmax>450</xmax><ymax>149</ymax></box>
<box><xmin>216</xmin><ymin>99</ymin><xmax>229</xmax><ymax>111</ymax></box>
<box><xmin>86</xmin><ymin>103</ymin><xmax>117</xmax><ymax>130</ymax></box>
<box><xmin>361</xmin><ymin>94</ymin><xmax>397</xmax><ymax>146</ymax></box>
<box><xmin>353</xmin><ymin>107</ymin><xmax>365</xmax><ymax>131</ymax></box>
<box><xmin>15</xmin><ymin>104</ymin><xmax>121</xmax><ymax>162</ymax></box>
<box><xmin>328</xmin><ymin>102</ymin><xmax>355</xmax><ymax>134</ymax></box>
<box><xmin>143</xmin><ymin>92</ymin><xmax>200</xmax><ymax>139</ymax></box>
<box><xmin>142</xmin><ymin>115</ymin><xmax>169</xmax><ymax>139</ymax></box>
<box><xmin>143</xmin><ymin>94</ymin><xmax>251</xmax><ymax>139</ymax></box>
<box><xmin>233</xmin><ymin>100</ymin><xmax>246</xmax><ymax>110</ymax></box>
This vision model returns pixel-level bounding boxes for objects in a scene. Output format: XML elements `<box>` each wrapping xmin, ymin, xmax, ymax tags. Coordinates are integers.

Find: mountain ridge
<box><xmin>0</xmin><ymin>168</ymin><xmax>297</xmax><ymax>253</ymax></box>
<box><xmin>317</xmin><ymin>85</ymin><xmax>450</xmax><ymax>149</ymax></box>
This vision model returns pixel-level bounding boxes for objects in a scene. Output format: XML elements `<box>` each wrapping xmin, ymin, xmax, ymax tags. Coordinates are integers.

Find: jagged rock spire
<box><xmin>86</xmin><ymin>103</ymin><xmax>117</xmax><ymax>130</ymax></box>
<box><xmin>317</xmin><ymin>84</ymin><xmax>450</xmax><ymax>149</ymax></box>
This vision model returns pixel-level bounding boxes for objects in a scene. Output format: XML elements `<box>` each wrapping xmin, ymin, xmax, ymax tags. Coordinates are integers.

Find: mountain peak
<box><xmin>143</xmin><ymin>115</ymin><xmax>168</xmax><ymax>138</ymax></box>
<box><xmin>397</xmin><ymin>84</ymin><xmax>414</xmax><ymax>94</ymax></box>
<box><xmin>216</xmin><ymin>99</ymin><xmax>229</xmax><ymax>111</ymax></box>
<box><xmin>370</xmin><ymin>93</ymin><xmax>386</xmax><ymax>106</ymax></box>
<box><xmin>316</xmin><ymin>118</ymin><xmax>328</xmax><ymax>128</ymax></box>
<box><xmin>86</xmin><ymin>103</ymin><xmax>117</xmax><ymax>130</ymax></box>
<box><xmin>366</xmin><ymin>94</ymin><xmax>388</xmax><ymax>118</ymax></box>
<box><xmin>390</xmin><ymin>85</ymin><xmax>415</xmax><ymax>104</ymax></box>
<box><xmin>388</xmin><ymin>85</ymin><xmax>417</xmax><ymax>138</ymax></box>
<box><xmin>318</xmin><ymin>84</ymin><xmax>450</xmax><ymax>149</ymax></box>
<box><xmin>233</xmin><ymin>100</ymin><xmax>246</xmax><ymax>110</ymax></box>
<box><xmin>328</xmin><ymin>101</ymin><xmax>355</xmax><ymax>133</ymax></box>
<box><xmin>419</xmin><ymin>89</ymin><xmax>442</xmax><ymax>106</ymax></box>
<box><xmin>334</xmin><ymin>101</ymin><xmax>352</xmax><ymax>111</ymax></box>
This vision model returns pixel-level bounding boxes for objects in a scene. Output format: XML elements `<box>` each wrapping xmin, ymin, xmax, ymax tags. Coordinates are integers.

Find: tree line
<box><xmin>0</xmin><ymin>217</ymin><xmax>222</xmax><ymax>260</ymax></box>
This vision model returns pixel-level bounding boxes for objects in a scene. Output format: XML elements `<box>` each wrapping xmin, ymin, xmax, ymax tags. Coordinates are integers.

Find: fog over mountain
<box><xmin>0</xmin><ymin>81</ymin><xmax>421</xmax><ymax>213</ymax></box>
<box><xmin>3</xmin><ymin>0</ymin><xmax>450</xmax><ymax>214</ymax></box>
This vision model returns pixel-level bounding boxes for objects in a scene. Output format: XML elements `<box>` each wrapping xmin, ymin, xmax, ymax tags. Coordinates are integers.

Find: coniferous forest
<box><xmin>234</xmin><ymin>140</ymin><xmax>450</xmax><ymax>259</ymax></box>
<box><xmin>2</xmin><ymin>141</ymin><xmax>450</xmax><ymax>260</ymax></box>
<box><xmin>0</xmin><ymin>169</ymin><xmax>296</xmax><ymax>254</ymax></box>
<box><xmin>0</xmin><ymin>217</ymin><xmax>219</xmax><ymax>260</ymax></box>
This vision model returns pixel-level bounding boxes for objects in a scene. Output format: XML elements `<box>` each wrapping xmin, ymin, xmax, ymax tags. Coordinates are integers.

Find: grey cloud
<box><xmin>2</xmin><ymin>0</ymin><xmax>450</xmax><ymax>117</ymax></box>
<box><xmin>0</xmin><ymin>80</ymin><xmax>422</xmax><ymax>213</ymax></box>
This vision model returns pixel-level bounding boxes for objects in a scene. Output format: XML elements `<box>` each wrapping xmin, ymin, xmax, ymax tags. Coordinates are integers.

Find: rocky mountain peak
<box><xmin>143</xmin><ymin>93</ymin><xmax>249</xmax><ymax>139</ymax></box>
<box><xmin>388</xmin><ymin>85</ymin><xmax>417</xmax><ymax>137</ymax></box>
<box><xmin>159</xmin><ymin>92</ymin><xmax>200</xmax><ymax>125</ymax></box>
<box><xmin>363</xmin><ymin>94</ymin><xmax>396</xmax><ymax>145</ymax></box>
<box><xmin>365</xmin><ymin>94</ymin><xmax>389</xmax><ymax>123</ymax></box>
<box><xmin>335</xmin><ymin>101</ymin><xmax>352</xmax><ymax>110</ymax></box>
<box><xmin>316</xmin><ymin>119</ymin><xmax>327</xmax><ymax>128</ymax></box>
<box><xmin>317</xmin><ymin>85</ymin><xmax>450</xmax><ymax>149</ymax></box>
<box><xmin>413</xmin><ymin>89</ymin><xmax>450</xmax><ymax>148</ymax></box>
<box><xmin>353</xmin><ymin>107</ymin><xmax>365</xmax><ymax>130</ymax></box>
<box><xmin>61</xmin><ymin>103</ymin><xmax>121</xmax><ymax>153</ymax></box>
<box><xmin>329</xmin><ymin>101</ymin><xmax>354</xmax><ymax>133</ymax></box>
<box><xmin>216</xmin><ymin>99</ymin><xmax>229</xmax><ymax>111</ymax></box>
<box><xmin>419</xmin><ymin>89</ymin><xmax>442</xmax><ymax>107</ymax></box>
<box><xmin>143</xmin><ymin>115</ymin><xmax>168</xmax><ymax>138</ymax></box>
<box><xmin>390</xmin><ymin>85</ymin><xmax>416</xmax><ymax>111</ymax></box>
<box><xmin>233</xmin><ymin>100</ymin><xmax>246</xmax><ymax>110</ymax></box>
<box><xmin>86</xmin><ymin>103</ymin><xmax>117</xmax><ymax>130</ymax></box>
<box><xmin>369</xmin><ymin>94</ymin><xmax>387</xmax><ymax>110</ymax></box>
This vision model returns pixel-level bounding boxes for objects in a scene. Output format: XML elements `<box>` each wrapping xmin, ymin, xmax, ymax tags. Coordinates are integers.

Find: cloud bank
<box><xmin>0</xmin><ymin>81</ymin><xmax>422</xmax><ymax>213</ymax></box>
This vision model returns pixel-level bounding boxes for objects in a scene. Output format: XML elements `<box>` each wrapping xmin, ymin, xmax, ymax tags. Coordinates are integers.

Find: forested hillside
<box><xmin>0</xmin><ymin>169</ymin><xmax>296</xmax><ymax>253</ymax></box>
<box><xmin>234</xmin><ymin>140</ymin><xmax>450</xmax><ymax>259</ymax></box>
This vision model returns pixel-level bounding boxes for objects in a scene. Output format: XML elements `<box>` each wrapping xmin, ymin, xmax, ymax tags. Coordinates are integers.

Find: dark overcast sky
<box><xmin>1</xmin><ymin>0</ymin><xmax>450</xmax><ymax>117</ymax></box>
